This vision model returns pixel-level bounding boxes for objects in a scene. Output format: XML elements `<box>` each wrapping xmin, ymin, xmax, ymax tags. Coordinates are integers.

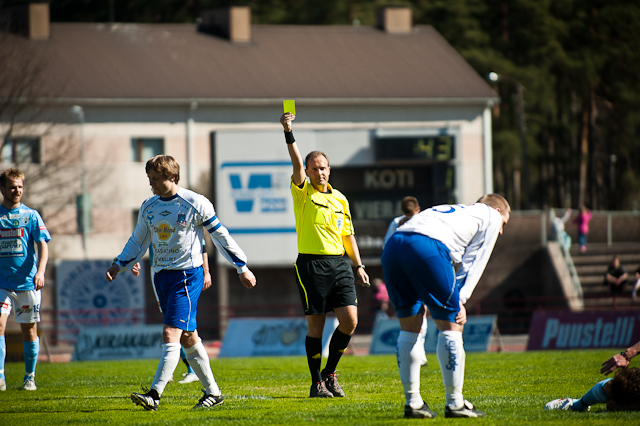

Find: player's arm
<box><xmin>342</xmin><ymin>234</ymin><xmax>369</xmax><ymax>287</ymax></box>
<box><xmin>601</xmin><ymin>339</ymin><xmax>640</xmax><ymax>375</ymax></box>
<box><xmin>202</xmin><ymin>252</ymin><xmax>212</xmax><ymax>291</ymax></box>
<box><xmin>203</xmin><ymin>203</ymin><xmax>256</xmax><ymax>289</ymax></box>
<box><xmin>280</xmin><ymin>113</ymin><xmax>305</xmax><ymax>186</ymax></box>
<box><xmin>34</xmin><ymin>240</ymin><xmax>48</xmax><ymax>290</ymax></box>
<box><xmin>457</xmin><ymin>210</ymin><xmax>502</xmax><ymax>304</ymax></box>
<box><xmin>106</xmin><ymin>207</ymin><xmax>151</xmax><ymax>281</ymax></box>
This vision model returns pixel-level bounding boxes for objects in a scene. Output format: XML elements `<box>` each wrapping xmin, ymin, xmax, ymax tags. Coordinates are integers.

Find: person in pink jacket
<box><xmin>573</xmin><ymin>206</ymin><xmax>592</xmax><ymax>253</ymax></box>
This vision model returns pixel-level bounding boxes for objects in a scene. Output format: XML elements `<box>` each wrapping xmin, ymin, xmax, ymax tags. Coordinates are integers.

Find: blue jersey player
<box><xmin>106</xmin><ymin>155</ymin><xmax>256</xmax><ymax>411</ymax></box>
<box><xmin>0</xmin><ymin>168</ymin><xmax>50</xmax><ymax>392</ymax></box>
<box><xmin>381</xmin><ymin>194</ymin><xmax>510</xmax><ymax>419</ymax></box>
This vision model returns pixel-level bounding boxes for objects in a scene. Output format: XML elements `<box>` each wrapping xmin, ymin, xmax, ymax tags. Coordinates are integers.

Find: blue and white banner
<box><xmin>214</xmin><ymin>130</ymin><xmax>317</xmax><ymax>266</ymax></box>
<box><xmin>72</xmin><ymin>325</ymin><xmax>162</xmax><ymax>361</ymax></box>
<box><xmin>369</xmin><ymin>315</ymin><xmax>498</xmax><ymax>354</ymax></box>
<box><xmin>56</xmin><ymin>260</ymin><xmax>147</xmax><ymax>343</ymax></box>
<box><xmin>219</xmin><ymin>317</ymin><xmax>338</xmax><ymax>358</ymax></box>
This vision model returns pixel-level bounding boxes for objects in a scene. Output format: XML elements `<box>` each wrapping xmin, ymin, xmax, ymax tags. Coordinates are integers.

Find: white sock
<box><xmin>437</xmin><ymin>330</ymin><xmax>465</xmax><ymax>409</ymax></box>
<box><xmin>419</xmin><ymin>317</ymin><xmax>428</xmax><ymax>366</ymax></box>
<box><xmin>184</xmin><ymin>339</ymin><xmax>220</xmax><ymax>396</ymax></box>
<box><xmin>151</xmin><ymin>343</ymin><xmax>181</xmax><ymax>396</ymax></box>
<box><xmin>397</xmin><ymin>331</ymin><xmax>425</xmax><ymax>409</ymax></box>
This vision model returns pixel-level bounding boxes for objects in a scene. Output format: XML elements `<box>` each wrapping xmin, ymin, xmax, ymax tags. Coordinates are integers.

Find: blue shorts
<box><xmin>381</xmin><ymin>232</ymin><xmax>459</xmax><ymax>322</ymax></box>
<box><xmin>153</xmin><ymin>267</ymin><xmax>203</xmax><ymax>331</ymax></box>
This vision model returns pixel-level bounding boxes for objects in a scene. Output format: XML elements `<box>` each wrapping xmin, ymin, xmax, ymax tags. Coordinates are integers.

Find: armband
<box><xmin>284</xmin><ymin>131</ymin><xmax>295</xmax><ymax>144</ymax></box>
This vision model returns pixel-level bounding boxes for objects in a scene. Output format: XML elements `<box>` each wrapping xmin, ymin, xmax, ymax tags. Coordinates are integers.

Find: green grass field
<box><xmin>0</xmin><ymin>349</ymin><xmax>636</xmax><ymax>425</ymax></box>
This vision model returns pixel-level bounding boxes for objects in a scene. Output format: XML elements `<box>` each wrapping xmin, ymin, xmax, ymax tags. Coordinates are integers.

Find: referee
<box><xmin>280</xmin><ymin>113</ymin><xmax>369</xmax><ymax>398</ymax></box>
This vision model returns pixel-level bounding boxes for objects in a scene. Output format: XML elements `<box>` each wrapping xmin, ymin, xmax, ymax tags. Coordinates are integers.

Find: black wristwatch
<box><xmin>356</xmin><ymin>264</ymin><xmax>365</xmax><ymax>270</ymax></box>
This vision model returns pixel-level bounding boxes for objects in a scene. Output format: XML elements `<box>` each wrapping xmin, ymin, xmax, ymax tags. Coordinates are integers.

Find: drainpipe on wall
<box><xmin>483</xmin><ymin>102</ymin><xmax>494</xmax><ymax>194</ymax></box>
<box><xmin>187</xmin><ymin>101</ymin><xmax>198</xmax><ymax>189</ymax></box>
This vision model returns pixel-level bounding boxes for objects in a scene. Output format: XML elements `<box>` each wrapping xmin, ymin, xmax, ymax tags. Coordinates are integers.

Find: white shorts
<box><xmin>0</xmin><ymin>288</ymin><xmax>41</xmax><ymax>323</ymax></box>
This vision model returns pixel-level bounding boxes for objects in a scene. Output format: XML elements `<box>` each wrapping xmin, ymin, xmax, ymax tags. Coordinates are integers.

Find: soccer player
<box><xmin>0</xmin><ymin>168</ymin><xmax>50</xmax><ymax>391</ymax></box>
<box><xmin>544</xmin><ymin>367</ymin><xmax>640</xmax><ymax>411</ymax></box>
<box><xmin>280</xmin><ymin>113</ymin><xmax>369</xmax><ymax>398</ymax></box>
<box><xmin>383</xmin><ymin>196</ymin><xmax>421</xmax><ymax>245</ymax></box>
<box><xmin>601</xmin><ymin>339</ymin><xmax>640</xmax><ymax>375</ymax></box>
<box><xmin>106</xmin><ymin>155</ymin><xmax>256</xmax><ymax>410</ymax></box>
<box><xmin>381</xmin><ymin>194</ymin><xmax>510</xmax><ymax>418</ymax></box>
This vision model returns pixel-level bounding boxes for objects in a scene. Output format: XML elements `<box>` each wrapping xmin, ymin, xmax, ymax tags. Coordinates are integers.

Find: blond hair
<box><xmin>477</xmin><ymin>193</ymin><xmax>510</xmax><ymax>214</ymax></box>
<box><xmin>145</xmin><ymin>155</ymin><xmax>180</xmax><ymax>184</ymax></box>
<box><xmin>0</xmin><ymin>168</ymin><xmax>25</xmax><ymax>189</ymax></box>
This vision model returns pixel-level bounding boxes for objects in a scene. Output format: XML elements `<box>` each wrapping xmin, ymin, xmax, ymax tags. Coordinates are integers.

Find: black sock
<box><xmin>322</xmin><ymin>328</ymin><xmax>351</xmax><ymax>375</ymax></box>
<box><xmin>181</xmin><ymin>357</ymin><xmax>190</xmax><ymax>368</ymax></box>
<box><xmin>305</xmin><ymin>336</ymin><xmax>323</xmax><ymax>384</ymax></box>
<box><xmin>148</xmin><ymin>388</ymin><xmax>160</xmax><ymax>400</ymax></box>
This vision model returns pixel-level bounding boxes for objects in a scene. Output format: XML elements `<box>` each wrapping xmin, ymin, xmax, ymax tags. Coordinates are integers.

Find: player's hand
<box><xmin>455</xmin><ymin>303</ymin><xmax>467</xmax><ymax>325</ymax></box>
<box><xmin>106</xmin><ymin>264</ymin><xmax>119</xmax><ymax>282</ymax></box>
<box><xmin>280</xmin><ymin>113</ymin><xmax>295</xmax><ymax>132</ymax></box>
<box><xmin>131</xmin><ymin>262</ymin><xmax>141</xmax><ymax>277</ymax></box>
<box><xmin>239</xmin><ymin>270</ymin><xmax>256</xmax><ymax>289</ymax></box>
<box><xmin>33</xmin><ymin>271</ymin><xmax>45</xmax><ymax>290</ymax></box>
<box><xmin>356</xmin><ymin>268</ymin><xmax>370</xmax><ymax>287</ymax></box>
<box><xmin>601</xmin><ymin>353</ymin><xmax>629</xmax><ymax>375</ymax></box>
<box><xmin>203</xmin><ymin>270</ymin><xmax>212</xmax><ymax>291</ymax></box>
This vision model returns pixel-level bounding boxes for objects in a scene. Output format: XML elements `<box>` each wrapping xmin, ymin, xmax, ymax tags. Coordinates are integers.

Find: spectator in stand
<box><xmin>632</xmin><ymin>267</ymin><xmax>640</xmax><ymax>302</ymax></box>
<box><xmin>372</xmin><ymin>278</ymin><xmax>390</xmax><ymax>318</ymax></box>
<box><xmin>551</xmin><ymin>208</ymin><xmax>572</xmax><ymax>251</ymax></box>
<box><xmin>605</xmin><ymin>256</ymin><xmax>628</xmax><ymax>296</ymax></box>
<box><xmin>573</xmin><ymin>206</ymin><xmax>592</xmax><ymax>253</ymax></box>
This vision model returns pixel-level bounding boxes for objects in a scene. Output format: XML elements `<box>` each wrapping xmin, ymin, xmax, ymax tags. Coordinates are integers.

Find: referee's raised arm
<box><xmin>280</xmin><ymin>113</ymin><xmax>305</xmax><ymax>186</ymax></box>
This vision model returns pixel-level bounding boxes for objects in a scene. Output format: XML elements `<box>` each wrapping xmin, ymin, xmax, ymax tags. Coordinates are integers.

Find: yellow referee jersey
<box><xmin>291</xmin><ymin>179</ymin><xmax>354</xmax><ymax>255</ymax></box>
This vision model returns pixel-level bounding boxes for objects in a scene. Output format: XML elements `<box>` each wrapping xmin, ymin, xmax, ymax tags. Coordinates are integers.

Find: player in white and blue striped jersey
<box><xmin>106</xmin><ymin>155</ymin><xmax>256</xmax><ymax>411</ymax></box>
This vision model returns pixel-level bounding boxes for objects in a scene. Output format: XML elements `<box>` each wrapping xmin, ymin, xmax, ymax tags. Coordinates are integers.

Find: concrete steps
<box><xmin>570</xmin><ymin>243</ymin><xmax>640</xmax><ymax>308</ymax></box>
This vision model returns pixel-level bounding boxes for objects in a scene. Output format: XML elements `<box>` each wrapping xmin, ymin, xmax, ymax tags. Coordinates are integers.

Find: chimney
<box><xmin>376</xmin><ymin>6</ymin><xmax>412</xmax><ymax>34</ymax></box>
<box><xmin>199</xmin><ymin>6</ymin><xmax>251</xmax><ymax>43</ymax></box>
<box><xmin>0</xmin><ymin>3</ymin><xmax>50</xmax><ymax>39</ymax></box>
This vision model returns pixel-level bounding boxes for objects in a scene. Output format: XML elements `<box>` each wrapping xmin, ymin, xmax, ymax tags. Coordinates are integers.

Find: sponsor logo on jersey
<box><xmin>12</xmin><ymin>220</ymin><xmax>19</xmax><ymax>226</ymax></box>
<box><xmin>16</xmin><ymin>304</ymin><xmax>32</xmax><ymax>316</ymax></box>
<box><xmin>1</xmin><ymin>302</ymin><xmax>9</xmax><ymax>310</ymax></box>
<box><xmin>154</xmin><ymin>220</ymin><xmax>175</xmax><ymax>242</ymax></box>
<box><xmin>23</xmin><ymin>217</ymin><xmax>30</xmax><ymax>224</ymax></box>
<box><xmin>0</xmin><ymin>228</ymin><xmax>24</xmax><ymax>238</ymax></box>
<box><xmin>146</xmin><ymin>214</ymin><xmax>155</xmax><ymax>226</ymax></box>
<box><xmin>8</xmin><ymin>213</ymin><xmax>20</xmax><ymax>219</ymax></box>
<box><xmin>177</xmin><ymin>213</ymin><xmax>186</xmax><ymax>226</ymax></box>
<box><xmin>160</xmin><ymin>210</ymin><xmax>171</xmax><ymax>216</ymax></box>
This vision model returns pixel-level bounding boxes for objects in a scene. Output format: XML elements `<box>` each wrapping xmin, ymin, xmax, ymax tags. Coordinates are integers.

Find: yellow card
<box><xmin>283</xmin><ymin>100</ymin><xmax>296</xmax><ymax>115</ymax></box>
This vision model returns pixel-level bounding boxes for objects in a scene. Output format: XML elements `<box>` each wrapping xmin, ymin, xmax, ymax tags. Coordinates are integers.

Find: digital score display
<box><xmin>375</xmin><ymin>135</ymin><xmax>454</xmax><ymax>162</ymax></box>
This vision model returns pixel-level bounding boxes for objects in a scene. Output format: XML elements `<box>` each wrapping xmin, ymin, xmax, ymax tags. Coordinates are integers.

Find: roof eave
<box><xmin>34</xmin><ymin>96</ymin><xmax>500</xmax><ymax>108</ymax></box>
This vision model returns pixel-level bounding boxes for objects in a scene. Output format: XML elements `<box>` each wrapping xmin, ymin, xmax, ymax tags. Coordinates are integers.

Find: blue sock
<box><xmin>24</xmin><ymin>338</ymin><xmax>39</xmax><ymax>380</ymax></box>
<box><xmin>572</xmin><ymin>378</ymin><xmax>611</xmax><ymax>411</ymax></box>
<box><xmin>180</xmin><ymin>346</ymin><xmax>194</xmax><ymax>374</ymax></box>
<box><xmin>0</xmin><ymin>336</ymin><xmax>5</xmax><ymax>379</ymax></box>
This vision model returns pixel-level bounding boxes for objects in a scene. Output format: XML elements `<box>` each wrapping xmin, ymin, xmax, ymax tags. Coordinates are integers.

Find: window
<box><xmin>1</xmin><ymin>138</ymin><xmax>40</xmax><ymax>163</ymax></box>
<box><xmin>131</xmin><ymin>138</ymin><xmax>164</xmax><ymax>162</ymax></box>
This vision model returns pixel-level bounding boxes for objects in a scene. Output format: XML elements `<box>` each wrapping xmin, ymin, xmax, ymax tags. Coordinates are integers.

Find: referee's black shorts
<box><xmin>294</xmin><ymin>254</ymin><xmax>357</xmax><ymax>315</ymax></box>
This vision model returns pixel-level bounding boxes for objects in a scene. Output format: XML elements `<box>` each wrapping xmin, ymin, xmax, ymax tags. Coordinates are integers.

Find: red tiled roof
<box><xmin>4</xmin><ymin>23</ymin><xmax>497</xmax><ymax>101</ymax></box>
